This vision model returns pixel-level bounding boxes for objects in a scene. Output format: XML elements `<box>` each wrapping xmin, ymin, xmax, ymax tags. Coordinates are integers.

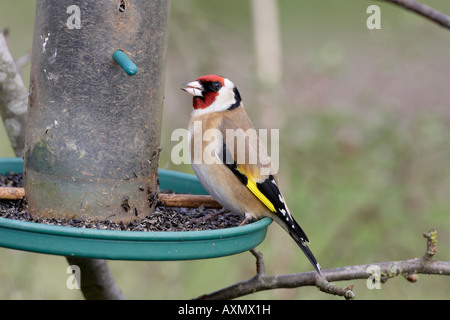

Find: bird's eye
<box><xmin>210</xmin><ymin>81</ymin><xmax>222</xmax><ymax>91</ymax></box>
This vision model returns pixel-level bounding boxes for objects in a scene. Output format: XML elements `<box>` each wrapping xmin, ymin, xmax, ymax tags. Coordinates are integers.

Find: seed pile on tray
<box><xmin>0</xmin><ymin>173</ymin><xmax>245</xmax><ymax>232</ymax></box>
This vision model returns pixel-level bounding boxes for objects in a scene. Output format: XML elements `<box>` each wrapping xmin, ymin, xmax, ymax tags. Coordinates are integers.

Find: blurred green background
<box><xmin>1</xmin><ymin>0</ymin><xmax>450</xmax><ymax>299</ymax></box>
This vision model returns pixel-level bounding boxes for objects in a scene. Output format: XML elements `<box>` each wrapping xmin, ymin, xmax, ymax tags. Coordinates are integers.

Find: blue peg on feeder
<box><xmin>113</xmin><ymin>49</ymin><xmax>138</xmax><ymax>76</ymax></box>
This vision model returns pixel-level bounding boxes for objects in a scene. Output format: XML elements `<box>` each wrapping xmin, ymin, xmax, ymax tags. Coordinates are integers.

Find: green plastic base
<box><xmin>0</xmin><ymin>158</ymin><xmax>271</xmax><ymax>260</ymax></box>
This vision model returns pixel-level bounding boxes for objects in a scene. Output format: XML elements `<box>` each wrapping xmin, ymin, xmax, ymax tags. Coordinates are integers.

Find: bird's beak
<box><xmin>181</xmin><ymin>81</ymin><xmax>204</xmax><ymax>97</ymax></box>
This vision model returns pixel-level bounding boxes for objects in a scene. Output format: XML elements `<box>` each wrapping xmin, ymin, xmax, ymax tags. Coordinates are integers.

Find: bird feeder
<box><xmin>24</xmin><ymin>0</ymin><xmax>169</xmax><ymax>222</ymax></box>
<box><xmin>0</xmin><ymin>158</ymin><xmax>271</xmax><ymax>260</ymax></box>
<box><xmin>0</xmin><ymin>1</ymin><xmax>272</xmax><ymax>261</ymax></box>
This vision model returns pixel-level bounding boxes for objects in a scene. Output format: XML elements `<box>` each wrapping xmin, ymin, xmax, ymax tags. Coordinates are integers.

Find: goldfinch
<box><xmin>182</xmin><ymin>75</ymin><xmax>322</xmax><ymax>276</ymax></box>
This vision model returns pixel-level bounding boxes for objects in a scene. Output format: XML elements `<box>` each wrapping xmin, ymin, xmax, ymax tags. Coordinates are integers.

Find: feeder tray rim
<box><xmin>0</xmin><ymin>215</ymin><xmax>272</xmax><ymax>241</ymax></box>
<box><xmin>0</xmin><ymin>157</ymin><xmax>272</xmax><ymax>260</ymax></box>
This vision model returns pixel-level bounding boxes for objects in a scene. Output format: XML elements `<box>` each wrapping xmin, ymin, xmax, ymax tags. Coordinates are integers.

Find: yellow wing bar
<box><xmin>246</xmin><ymin>179</ymin><xmax>276</xmax><ymax>213</ymax></box>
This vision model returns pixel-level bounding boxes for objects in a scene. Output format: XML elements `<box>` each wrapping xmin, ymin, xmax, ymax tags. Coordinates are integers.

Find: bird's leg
<box><xmin>194</xmin><ymin>207</ymin><xmax>228</xmax><ymax>222</ymax></box>
<box><xmin>238</xmin><ymin>216</ymin><xmax>251</xmax><ymax>226</ymax></box>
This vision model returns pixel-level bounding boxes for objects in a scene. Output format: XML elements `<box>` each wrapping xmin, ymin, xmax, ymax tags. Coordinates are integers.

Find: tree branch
<box><xmin>65</xmin><ymin>257</ymin><xmax>126</xmax><ymax>300</ymax></box>
<box><xmin>378</xmin><ymin>0</ymin><xmax>450</xmax><ymax>30</ymax></box>
<box><xmin>0</xmin><ymin>31</ymin><xmax>28</xmax><ymax>157</ymax></box>
<box><xmin>2</xmin><ymin>187</ymin><xmax>447</xmax><ymax>299</ymax></box>
<box><xmin>195</xmin><ymin>229</ymin><xmax>450</xmax><ymax>300</ymax></box>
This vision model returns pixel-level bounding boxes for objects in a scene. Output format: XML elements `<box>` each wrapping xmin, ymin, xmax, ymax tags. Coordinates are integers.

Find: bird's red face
<box><xmin>182</xmin><ymin>75</ymin><xmax>241</xmax><ymax>113</ymax></box>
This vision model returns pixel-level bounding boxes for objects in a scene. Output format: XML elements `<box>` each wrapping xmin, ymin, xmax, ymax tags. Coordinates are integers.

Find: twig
<box><xmin>196</xmin><ymin>229</ymin><xmax>450</xmax><ymax>299</ymax></box>
<box><xmin>314</xmin><ymin>276</ymin><xmax>355</xmax><ymax>300</ymax></box>
<box><xmin>250</xmin><ymin>248</ymin><xmax>266</xmax><ymax>277</ymax></box>
<box><xmin>158</xmin><ymin>193</ymin><xmax>221</xmax><ymax>208</ymax></box>
<box><xmin>378</xmin><ymin>0</ymin><xmax>450</xmax><ymax>30</ymax></box>
<box><xmin>0</xmin><ymin>186</ymin><xmax>222</xmax><ymax>209</ymax></box>
<box><xmin>0</xmin><ymin>187</ymin><xmax>25</xmax><ymax>200</ymax></box>
<box><xmin>423</xmin><ymin>228</ymin><xmax>437</xmax><ymax>261</ymax></box>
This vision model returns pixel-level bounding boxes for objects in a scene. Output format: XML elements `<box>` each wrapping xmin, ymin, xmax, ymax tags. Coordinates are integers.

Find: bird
<box><xmin>182</xmin><ymin>74</ymin><xmax>322</xmax><ymax>276</ymax></box>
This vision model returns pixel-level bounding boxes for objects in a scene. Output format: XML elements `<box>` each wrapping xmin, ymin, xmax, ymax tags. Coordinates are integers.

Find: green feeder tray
<box><xmin>0</xmin><ymin>158</ymin><xmax>272</xmax><ymax>260</ymax></box>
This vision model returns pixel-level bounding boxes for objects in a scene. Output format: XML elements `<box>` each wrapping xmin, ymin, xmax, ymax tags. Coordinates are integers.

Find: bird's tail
<box><xmin>281</xmin><ymin>216</ymin><xmax>323</xmax><ymax>277</ymax></box>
